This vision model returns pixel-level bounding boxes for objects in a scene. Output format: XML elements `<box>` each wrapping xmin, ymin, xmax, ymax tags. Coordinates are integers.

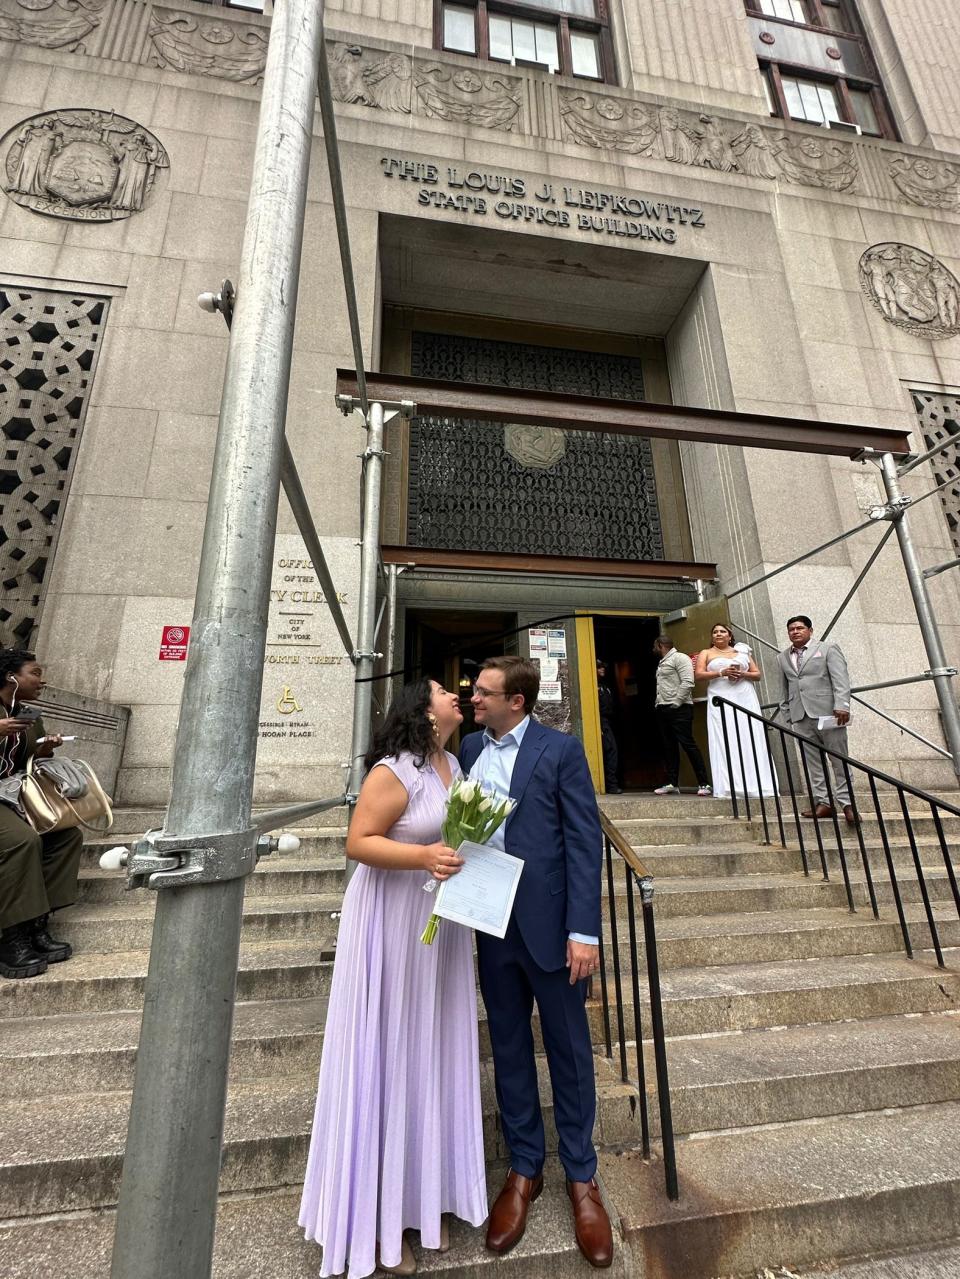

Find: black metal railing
<box><xmin>595</xmin><ymin>809</ymin><xmax>678</xmax><ymax>1200</ymax></box>
<box><xmin>714</xmin><ymin>695</ymin><xmax>960</xmax><ymax>966</ymax></box>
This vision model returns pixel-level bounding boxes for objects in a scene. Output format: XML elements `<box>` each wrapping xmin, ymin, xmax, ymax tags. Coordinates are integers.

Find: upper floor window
<box><xmin>745</xmin><ymin>0</ymin><xmax>895</xmax><ymax>138</ymax></box>
<box><xmin>437</xmin><ymin>0</ymin><xmax>613</xmax><ymax>82</ymax></box>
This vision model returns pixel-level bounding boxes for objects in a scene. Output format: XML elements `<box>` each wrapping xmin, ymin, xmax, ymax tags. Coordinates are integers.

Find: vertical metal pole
<box><xmin>110</xmin><ymin>2</ymin><xmax>325</xmax><ymax>1275</ymax></box>
<box><xmin>880</xmin><ymin>453</ymin><xmax>960</xmax><ymax>781</ymax></box>
<box><xmin>384</xmin><ymin>563</ymin><xmax>399</xmax><ymax>713</ymax></box>
<box><xmin>347</xmin><ymin>401</ymin><xmax>386</xmax><ymax>805</ymax></box>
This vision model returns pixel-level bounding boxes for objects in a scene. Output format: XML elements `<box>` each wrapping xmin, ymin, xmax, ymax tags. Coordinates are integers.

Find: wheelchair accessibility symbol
<box><xmin>277</xmin><ymin>686</ymin><xmax>304</xmax><ymax>715</ymax></box>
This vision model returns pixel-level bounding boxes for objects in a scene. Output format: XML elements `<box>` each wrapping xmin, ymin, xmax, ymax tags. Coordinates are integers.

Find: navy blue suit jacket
<box><xmin>459</xmin><ymin>719</ymin><xmax>602</xmax><ymax>972</ymax></box>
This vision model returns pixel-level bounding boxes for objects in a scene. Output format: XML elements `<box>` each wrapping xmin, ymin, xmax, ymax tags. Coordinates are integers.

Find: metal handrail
<box><xmin>712</xmin><ymin>695</ymin><xmax>960</xmax><ymax>967</ymax></box>
<box><xmin>595</xmin><ymin>808</ymin><xmax>678</xmax><ymax>1201</ymax></box>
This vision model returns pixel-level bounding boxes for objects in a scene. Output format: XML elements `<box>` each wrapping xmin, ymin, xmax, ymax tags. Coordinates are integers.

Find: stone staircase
<box><xmin>1</xmin><ymin>792</ymin><xmax>958</xmax><ymax>1278</ymax></box>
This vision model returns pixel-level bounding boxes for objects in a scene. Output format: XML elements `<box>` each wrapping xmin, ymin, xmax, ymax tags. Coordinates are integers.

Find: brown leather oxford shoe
<box><xmin>567</xmin><ymin>1179</ymin><xmax>613</xmax><ymax>1268</ymax></box>
<box><xmin>843</xmin><ymin>804</ymin><xmax>860</xmax><ymax>826</ymax></box>
<box><xmin>801</xmin><ymin>803</ymin><xmax>834</xmax><ymax>819</ymax></box>
<box><xmin>485</xmin><ymin>1169</ymin><xmax>543</xmax><ymax>1255</ymax></box>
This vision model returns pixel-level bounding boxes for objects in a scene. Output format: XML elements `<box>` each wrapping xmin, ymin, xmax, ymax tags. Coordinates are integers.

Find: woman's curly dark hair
<box><xmin>0</xmin><ymin>648</ymin><xmax>36</xmax><ymax>687</ymax></box>
<box><xmin>364</xmin><ymin>678</ymin><xmax>437</xmax><ymax>772</ymax></box>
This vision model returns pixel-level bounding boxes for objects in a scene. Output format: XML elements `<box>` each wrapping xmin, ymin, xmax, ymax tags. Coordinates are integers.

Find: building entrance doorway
<box><xmin>402</xmin><ymin>608</ymin><xmax>516</xmax><ymax>751</ymax></box>
<box><xmin>581</xmin><ymin>613</ymin><xmax>663</xmax><ymax>792</ymax></box>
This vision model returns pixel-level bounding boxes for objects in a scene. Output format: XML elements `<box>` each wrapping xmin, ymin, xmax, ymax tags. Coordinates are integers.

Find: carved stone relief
<box><xmin>0</xmin><ymin>0</ymin><xmax>106</xmax><ymax>52</ymax></box>
<box><xmin>0</xmin><ymin>285</ymin><xmax>107</xmax><ymax>647</ymax></box>
<box><xmin>769</xmin><ymin>132</ymin><xmax>858</xmax><ymax>191</ymax></box>
<box><xmin>414</xmin><ymin>66</ymin><xmax>521</xmax><ymax>132</ymax></box>
<box><xmin>328</xmin><ymin>43</ymin><xmax>412</xmax><ymax>113</ymax></box>
<box><xmin>888</xmin><ymin>154</ymin><xmax>960</xmax><ymax>211</ymax></box>
<box><xmin>146</xmin><ymin>8</ymin><xmax>268</xmax><ymax>84</ymax></box>
<box><xmin>559</xmin><ymin>92</ymin><xmax>657</xmax><ymax>155</ymax></box>
<box><xmin>1</xmin><ymin>109</ymin><xmax>168</xmax><ymax>221</ymax></box>
<box><xmin>859</xmin><ymin>243</ymin><xmax>960</xmax><ymax>341</ymax></box>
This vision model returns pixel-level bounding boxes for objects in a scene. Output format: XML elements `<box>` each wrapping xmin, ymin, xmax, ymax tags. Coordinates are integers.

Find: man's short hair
<box><xmin>786</xmin><ymin>615</ymin><xmax>813</xmax><ymax>630</ymax></box>
<box><xmin>483</xmin><ymin>655</ymin><xmax>541</xmax><ymax>713</ymax></box>
<box><xmin>655</xmin><ymin>634</ymin><xmax>674</xmax><ymax>648</ymax></box>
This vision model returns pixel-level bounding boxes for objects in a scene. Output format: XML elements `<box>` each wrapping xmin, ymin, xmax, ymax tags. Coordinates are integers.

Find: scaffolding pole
<box><xmin>879</xmin><ymin>454</ymin><xmax>960</xmax><ymax>783</ymax></box>
<box><xmin>109</xmin><ymin>0</ymin><xmax>326</xmax><ymax>1274</ymax></box>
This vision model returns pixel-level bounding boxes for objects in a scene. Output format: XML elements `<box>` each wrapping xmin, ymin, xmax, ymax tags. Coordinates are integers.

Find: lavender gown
<box><xmin>299</xmin><ymin>752</ymin><xmax>488</xmax><ymax>1278</ymax></box>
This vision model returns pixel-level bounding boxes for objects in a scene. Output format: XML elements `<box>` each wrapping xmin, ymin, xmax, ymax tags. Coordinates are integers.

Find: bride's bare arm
<box><xmin>345</xmin><ymin>766</ymin><xmax>462</xmax><ymax>879</ymax></box>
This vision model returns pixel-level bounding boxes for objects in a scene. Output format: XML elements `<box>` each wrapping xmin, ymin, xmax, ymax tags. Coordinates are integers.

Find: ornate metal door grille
<box><xmin>0</xmin><ymin>286</ymin><xmax>108</xmax><ymax>647</ymax></box>
<box><xmin>408</xmin><ymin>332</ymin><xmax>664</xmax><ymax>560</ymax></box>
<box><xmin>912</xmin><ymin>390</ymin><xmax>960</xmax><ymax>555</ymax></box>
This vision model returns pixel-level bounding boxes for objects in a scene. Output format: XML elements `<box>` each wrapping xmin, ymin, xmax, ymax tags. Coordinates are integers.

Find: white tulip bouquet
<box><xmin>420</xmin><ymin>777</ymin><xmax>516</xmax><ymax>945</ymax></box>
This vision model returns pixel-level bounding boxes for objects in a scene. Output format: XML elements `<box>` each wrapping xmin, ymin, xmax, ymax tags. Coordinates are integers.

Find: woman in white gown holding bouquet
<box><xmin>696</xmin><ymin>623</ymin><xmax>778</xmax><ymax>799</ymax></box>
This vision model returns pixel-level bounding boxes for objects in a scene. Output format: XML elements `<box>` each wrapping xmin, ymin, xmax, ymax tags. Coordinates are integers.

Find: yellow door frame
<box><xmin>575</xmin><ymin>608</ymin><xmax>662</xmax><ymax>793</ymax></box>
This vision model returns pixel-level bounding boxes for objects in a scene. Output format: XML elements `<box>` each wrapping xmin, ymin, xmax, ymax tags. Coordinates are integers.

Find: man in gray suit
<box><xmin>777</xmin><ymin>615</ymin><xmax>857</xmax><ymax>825</ymax></box>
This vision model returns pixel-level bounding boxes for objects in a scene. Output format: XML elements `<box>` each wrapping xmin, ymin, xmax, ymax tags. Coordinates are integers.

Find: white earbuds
<box><xmin>99</xmin><ymin>847</ymin><xmax>130</xmax><ymax>871</ymax></box>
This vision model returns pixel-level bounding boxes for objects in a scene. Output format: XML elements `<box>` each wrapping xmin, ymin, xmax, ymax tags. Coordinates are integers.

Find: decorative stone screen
<box><xmin>0</xmin><ymin>286</ymin><xmax>108</xmax><ymax>647</ymax></box>
<box><xmin>912</xmin><ymin>390</ymin><xmax>960</xmax><ymax>556</ymax></box>
<box><xmin>408</xmin><ymin>332</ymin><xmax>664</xmax><ymax>560</ymax></box>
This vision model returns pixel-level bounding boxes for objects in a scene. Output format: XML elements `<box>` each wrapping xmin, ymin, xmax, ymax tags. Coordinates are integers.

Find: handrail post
<box><xmin>880</xmin><ymin>453</ymin><xmax>960</xmax><ymax>782</ymax></box>
<box><xmin>639</xmin><ymin>876</ymin><xmax>678</xmax><ymax>1201</ymax></box>
<box><xmin>718</xmin><ymin>698</ymin><xmax>739</xmax><ymax>819</ymax></box>
<box><xmin>110</xmin><ymin>1</ymin><xmax>326</xmax><ymax>1274</ymax></box>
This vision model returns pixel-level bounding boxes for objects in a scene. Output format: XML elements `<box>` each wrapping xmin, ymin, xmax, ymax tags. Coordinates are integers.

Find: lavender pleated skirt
<box><xmin>299</xmin><ymin>755</ymin><xmax>487</xmax><ymax>1278</ymax></box>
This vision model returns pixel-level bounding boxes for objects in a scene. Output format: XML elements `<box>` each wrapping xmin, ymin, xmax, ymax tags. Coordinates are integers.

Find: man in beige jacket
<box><xmin>653</xmin><ymin>634</ymin><xmax>711</xmax><ymax>796</ymax></box>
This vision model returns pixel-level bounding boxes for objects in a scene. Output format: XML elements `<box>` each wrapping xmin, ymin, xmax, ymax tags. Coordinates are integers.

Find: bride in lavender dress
<box><xmin>299</xmin><ymin>679</ymin><xmax>488</xmax><ymax>1277</ymax></box>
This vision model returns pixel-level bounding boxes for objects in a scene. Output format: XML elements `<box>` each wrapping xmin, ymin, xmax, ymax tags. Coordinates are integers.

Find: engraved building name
<box><xmin>380</xmin><ymin>155</ymin><xmax>706</xmax><ymax>242</ymax></box>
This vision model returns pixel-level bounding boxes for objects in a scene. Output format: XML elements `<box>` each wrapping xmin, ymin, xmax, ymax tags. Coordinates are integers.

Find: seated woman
<box><xmin>299</xmin><ymin>678</ymin><xmax>488</xmax><ymax>1277</ymax></box>
<box><xmin>0</xmin><ymin>648</ymin><xmax>83</xmax><ymax>979</ymax></box>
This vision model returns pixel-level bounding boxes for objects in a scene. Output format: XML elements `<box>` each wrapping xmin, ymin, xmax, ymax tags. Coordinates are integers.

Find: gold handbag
<box><xmin>20</xmin><ymin>756</ymin><xmax>114</xmax><ymax>835</ymax></box>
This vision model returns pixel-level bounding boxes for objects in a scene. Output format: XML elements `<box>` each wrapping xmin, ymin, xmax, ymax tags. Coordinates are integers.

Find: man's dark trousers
<box><xmin>657</xmin><ymin>703</ymin><xmax>709</xmax><ymax>787</ymax></box>
<box><xmin>477</xmin><ymin>918</ymin><xmax>597</xmax><ymax>1183</ymax></box>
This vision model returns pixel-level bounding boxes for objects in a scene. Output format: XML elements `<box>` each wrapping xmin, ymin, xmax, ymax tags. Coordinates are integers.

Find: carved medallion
<box><xmin>1</xmin><ymin>109</ymin><xmax>168</xmax><ymax>221</ymax></box>
<box><xmin>859</xmin><ymin>243</ymin><xmax>960</xmax><ymax>340</ymax></box>
<box><xmin>504</xmin><ymin>423</ymin><xmax>567</xmax><ymax>470</ymax></box>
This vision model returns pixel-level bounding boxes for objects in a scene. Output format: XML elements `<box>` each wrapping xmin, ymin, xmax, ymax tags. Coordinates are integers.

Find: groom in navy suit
<box><xmin>460</xmin><ymin>655</ymin><xmax>613</xmax><ymax>1268</ymax></box>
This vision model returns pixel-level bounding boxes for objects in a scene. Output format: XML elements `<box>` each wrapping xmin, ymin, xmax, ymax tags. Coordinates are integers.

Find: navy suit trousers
<box><xmin>477</xmin><ymin>918</ymin><xmax>597</xmax><ymax>1182</ymax></box>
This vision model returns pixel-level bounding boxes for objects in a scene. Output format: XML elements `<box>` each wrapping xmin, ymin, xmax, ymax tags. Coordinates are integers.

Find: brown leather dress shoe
<box><xmin>801</xmin><ymin>803</ymin><xmax>834</xmax><ymax>819</ymax></box>
<box><xmin>567</xmin><ymin>1179</ymin><xmax>613</xmax><ymax>1269</ymax></box>
<box><xmin>485</xmin><ymin>1169</ymin><xmax>543</xmax><ymax>1254</ymax></box>
<box><xmin>843</xmin><ymin>804</ymin><xmax>860</xmax><ymax>826</ymax></box>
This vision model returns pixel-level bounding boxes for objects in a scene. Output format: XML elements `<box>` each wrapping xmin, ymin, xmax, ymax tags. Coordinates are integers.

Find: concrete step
<box><xmin>605</xmin><ymin>1101</ymin><xmax>960</xmax><ymax>1278</ymax></box>
<box><xmin>644</xmin><ymin>868</ymin><xmax>960</xmax><ymax>919</ymax></box>
<box><xmin>637</xmin><ymin>839</ymin><xmax>958</xmax><ymax>879</ymax></box>
<box><xmin>104</xmin><ymin>806</ymin><xmax>351</xmax><ymax>836</ymax></box>
<box><xmin>796</xmin><ymin>1240</ymin><xmax>960</xmax><ymax>1278</ymax></box>
<box><xmin>751</xmin><ymin>810</ymin><xmax>960</xmax><ymax>845</ymax></box>
<box><xmin>604</xmin><ymin>903</ymin><xmax>960</xmax><ymax>969</ymax></box>
<box><xmin>0</xmin><ymin>1063</ymin><xmax>636</xmax><ymax>1219</ymax></box>
<box><xmin>653</xmin><ymin>949</ymin><xmax>960</xmax><ymax>1037</ymax></box>
<box><xmin>0</xmin><ymin>1170</ymin><xmax>627</xmax><ymax>1279</ymax></box>
<box><xmin>604</xmin><ymin>817</ymin><xmax>754</xmax><ymax>846</ymax></box>
<box><xmin>662</xmin><ymin>1010</ymin><xmax>960</xmax><ymax>1136</ymax></box>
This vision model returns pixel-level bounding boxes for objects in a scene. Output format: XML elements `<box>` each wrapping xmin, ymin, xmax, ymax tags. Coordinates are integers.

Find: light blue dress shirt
<box><xmin>469</xmin><ymin>715</ymin><xmax>598</xmax><ymax>948</ymax></box>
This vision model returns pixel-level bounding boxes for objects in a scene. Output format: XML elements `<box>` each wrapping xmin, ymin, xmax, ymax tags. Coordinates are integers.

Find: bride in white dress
<box><xmin>695</xmin><ymin>623</ymin><xmax>778</xmax><ymax>799</ymax></box>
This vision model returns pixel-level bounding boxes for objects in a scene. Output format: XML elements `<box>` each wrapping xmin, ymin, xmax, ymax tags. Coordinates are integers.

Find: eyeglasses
<box><xmin>471</xmin><ymin>684</ymin><xmax>509</xmax><ymax>699</ymax></box>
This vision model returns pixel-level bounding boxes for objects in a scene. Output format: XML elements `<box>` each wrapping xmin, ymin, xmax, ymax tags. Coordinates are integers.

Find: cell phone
<box><xmin>13</xmin><ymin>704</ymin><xmax>42</xmax><ymax>722</ymax></box>
<box><xmin>37</xmin><ymin>735</ymin><xmax>76</xmax><ymax>744</ymax></box>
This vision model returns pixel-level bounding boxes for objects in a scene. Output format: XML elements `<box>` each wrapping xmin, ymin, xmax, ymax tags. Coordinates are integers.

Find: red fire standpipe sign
<box><xmin>159</xmin><ymin>625</ymin><xmax>190</xmax><ymax>661</ymax></box>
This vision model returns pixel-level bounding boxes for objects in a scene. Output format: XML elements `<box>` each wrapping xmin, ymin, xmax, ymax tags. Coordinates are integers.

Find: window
<box><xmin>747</xmin><ymin>0</ymin><xmax>895</xmax><ymax>138</ymax></box>
<box><xmin>438</xmin><ymin>0</ymin><xmax>612</xmax><ymax>82</ymax></box>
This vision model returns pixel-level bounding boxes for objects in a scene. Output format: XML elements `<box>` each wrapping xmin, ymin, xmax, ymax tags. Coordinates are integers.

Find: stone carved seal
<box><xmin>859</xmin><ymin>243</ymin><xmax>960</xmax><ymax>340</ymax></box>
<box><xmin>504</xmin><ymin>423</ymin><xmax>567</xmax><ymax>469</ymax></box>
<box><xmin>0</xmin><ymin>109</ymin><xmax>168</xmax><ymax>221</ymax></box>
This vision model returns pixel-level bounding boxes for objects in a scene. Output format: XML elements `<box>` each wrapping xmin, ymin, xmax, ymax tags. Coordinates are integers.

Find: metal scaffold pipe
<box><xmin>880</xmin><ymin>453</ymin><xmax>960</xmax><ymax>783</ymax></box>
<box><xmin>346</xmin><ymin>401</ymin><xmax>386</xmax><ymax>817</ymax></box>
<box><xmin>109</xmin><ymin>0</ymin><xmax>326</xmax><ymax>1275</ymax></box>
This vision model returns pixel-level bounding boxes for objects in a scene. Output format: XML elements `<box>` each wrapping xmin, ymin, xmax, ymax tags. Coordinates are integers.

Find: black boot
<box><xmin>30</xmin><ymin>913</ymin><xmax>72</xmax><ymax>963</ymax></box>
<box><xmin>0</xmin><ymin>923</ymin><xmax>48</xmax><ymax>979</ymax></box>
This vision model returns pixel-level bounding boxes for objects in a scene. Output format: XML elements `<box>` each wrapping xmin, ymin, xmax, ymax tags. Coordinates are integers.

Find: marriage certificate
<box><xmin>433</xmin><ymin>840</ymin><xmax>524</xmax><ymax>939</ymax></box>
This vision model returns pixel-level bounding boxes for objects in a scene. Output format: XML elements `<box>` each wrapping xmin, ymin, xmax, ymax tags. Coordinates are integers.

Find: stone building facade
<box><xmin>2</xmin><ymin>0</ymin><xmax>960</xmax><ymax>803</ymax></box>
